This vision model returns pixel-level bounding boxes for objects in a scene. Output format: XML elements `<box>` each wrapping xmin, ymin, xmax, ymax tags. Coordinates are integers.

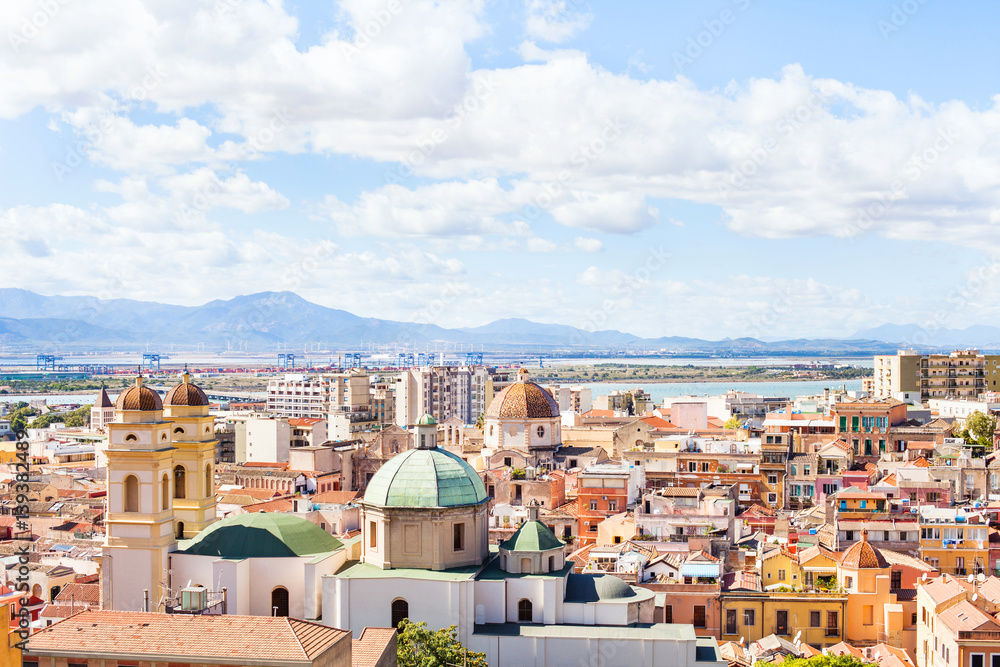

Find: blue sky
<box><xmin>1</xmin><ymin>0</ymin><xmax>999</xmax><ymax>340</ymax></box>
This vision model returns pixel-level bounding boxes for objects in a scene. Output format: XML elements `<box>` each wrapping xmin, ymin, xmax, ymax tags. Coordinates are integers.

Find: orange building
<box><xmin>576</xmin><ymin>464</ymin><xmax>631</xmax><ymax>547</ymax></box>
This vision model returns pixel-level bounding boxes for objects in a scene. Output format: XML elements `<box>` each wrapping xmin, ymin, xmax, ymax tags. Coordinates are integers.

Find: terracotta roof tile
<box><xmin>352</xmin><ymin>627</ymin><xmax>396</xmax><ymax>667</ymax></box>
<box><xmin>25</xmin><ymin>611</ymin><xmax>349</xmax><ymax>661</ymax></box>
<box><xmin>310</xmin><ymin>490</ymin><xmax>359</xmax><ymax>505</ymax></box>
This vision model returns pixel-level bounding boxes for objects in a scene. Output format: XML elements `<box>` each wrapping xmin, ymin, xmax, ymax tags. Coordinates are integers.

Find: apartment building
<box><xmin>266</xmin><ymin>372</ymin><xmax>371</xmax><ymax>419</ymax></box>
<box><xmin>919</xmin><ymin>507</ymin><xmax>991</xmax><ymax>576</ymax></box>
<box><xmin>916</xmin><ymin>574</ymin><xmax>1000</xmax><ymax>667</ymax></box>
<box><xmin>831</xmin><ymin>398</ymin><xmax>909</xmax><ymax>459</ymax></box>
<box><xmin>395</xmin><ymin>365</ymin><xmax>490</xmax><ymax>426</ymax></box>
<box><xmin>875</xmin><ymin>349</ymin><xmax>1000</xmax><ymax>401</ymax></box>
<box><xmin>576</xmin><ymin>464</ymin><xmax>634</xmax><ymax>548</ymax></box>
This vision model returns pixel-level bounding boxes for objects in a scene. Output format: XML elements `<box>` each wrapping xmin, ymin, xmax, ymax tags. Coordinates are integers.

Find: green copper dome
<box><xmin>364</xmin><ymin>447</ymin><xmax>488</xmax><ymax>508</ymax></box>
<box><xmin>416</xmin><ymin>413</ymin><xmax>437</xmax><ymax>426</ymax></box>
<box><xmin>179</xmin><ymin>513</ymin><xmax>343</xmax><ymax>559</ymax></box>
<box><xmin>500</xmin><ymin>520</ymin><xmax>564</xmax><ymax>552</ymax></box>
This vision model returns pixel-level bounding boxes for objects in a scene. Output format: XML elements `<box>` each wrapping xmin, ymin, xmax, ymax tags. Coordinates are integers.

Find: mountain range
<box><xmin>0</xmin><ymin>288</ymin><xmax>994</xmax><ymax>353</ymax></box>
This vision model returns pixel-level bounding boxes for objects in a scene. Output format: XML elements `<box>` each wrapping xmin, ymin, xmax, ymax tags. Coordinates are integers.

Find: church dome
<box><xmin>500</xmin><ymin>520</ymin><xmax>563</xmax><ymax>552</ymax></box>
<box><xmin>363</xmin><ymin>447</ymin><xmax>488</xmax><ymax>508</ymax></box>
<box><xmin>565</xmin><ymin>574</ymin><xmax>637</xmax><ymax>602</ymax></box>
<box><xmin>840</xmin><ymin>530</ymin><xmax>888</xmax><ymax>569</ymax></box>
<box><xmin>179</xmin><ymin>513</ymin><xmax>342</xmax><ymax>558</ymax></box>
<box><xmin>416</xmin><ymin>413</ymin><xmax>437</xmax><ymax>426</ymax></box>
<box><xmin>115</xmin><ymin>377</ymin><xmax>163</xmax><ymax>411</ymax></box>
<box><xmin>485</xmin><ymin>378</ymin><xmax>559</xmax><ymax>420</ymax></box>
<box><xmin>164</xmin><ymin>372</ymin><xmax>209</xmax><ymax>407</ymax></box>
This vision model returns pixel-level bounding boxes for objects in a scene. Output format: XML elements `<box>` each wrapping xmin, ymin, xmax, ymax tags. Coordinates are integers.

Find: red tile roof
<box><xmin>352</xmin><ymin>627</ymin><xmax>396</xmax><ymax>667</ymax></box>
<box><xmin>288</xmin><ymin>418</ymin><xmax>324</xmax><ymax>427</ymax></box>
<box><xmin>241</xmin><ymin>497</ymin><xmax>294</xmax><ymax>513</ymax></box>
<box><xmin>310</xmin><ymin>490</ymin><xmax>359</xmax><ymax>505</ymax></box>
<box><xmin>25</xmin><ymin>611</ymin><xmax>350</xmax><ymax>661</ymax></box>
<box><xmin>641</xmin><ymin>416</ymin><xmax>677</xmax><ymax>429</ymax></box>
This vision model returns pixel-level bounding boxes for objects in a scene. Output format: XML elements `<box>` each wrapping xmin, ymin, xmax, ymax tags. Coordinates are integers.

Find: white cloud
<box><xmin>161</xmin><ymin>169</ymin><xmax>290</xmax><ymax>214</ymax></box>
<box><xmin>524</xmin><ymin>0</ymin><xmax>592</xmax><ymax>43</ymax></box>
<box><xmin>574</xmin><ymin>237</ymin><xmax>603</xmax><ymax>252</ymax></box>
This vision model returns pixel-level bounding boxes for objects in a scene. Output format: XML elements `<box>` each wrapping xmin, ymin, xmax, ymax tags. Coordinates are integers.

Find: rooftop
<box><xmin>24</xmin><ymin>611</ymin><xmax>349</xmax><ymax>662</ymax></box>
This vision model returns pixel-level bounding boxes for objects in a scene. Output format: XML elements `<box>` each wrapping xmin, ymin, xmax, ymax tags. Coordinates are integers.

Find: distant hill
<box><xmin>0</xmin><ymin>288</ymin><xmax>980</xmax><ymax>353</ymax></box>
<box><xmin>849</xmin><ymin>324</ymin><xmax>1000</xmax><ymax>349</ymax></box>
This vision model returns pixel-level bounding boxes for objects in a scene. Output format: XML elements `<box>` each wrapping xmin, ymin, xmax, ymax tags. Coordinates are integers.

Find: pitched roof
<box><xmin>310</xmin><ymin>490</ymin><xmax>359</xmax><ymax>505</ymax></box>
<box><xmin>739</xmin><ymin>504</ymin><xmax>776</xmax><ymax>518</ymax></box>
<box><xmin>352</xmin><ymin>627</ymin><xmax>396</xmax><ymax>667</ymax></box>
<box><xmin>921</xmin><ymin>574</ymin><xmax>971</xmax><ymax>605</ymax></box>
<box><xmin>907</xmin><ymin>457</ymin><xmax>931</xmax><ymax>467</ymax></box>
<box><xmin>241</xmin><ymin>497</ymin><xmax>294</xmax><ymax>513</ymax></box>
<box><xmin>938</xmin><ymin>599</ymin><xmax>1000</xmax><ymax>634</ymax></box>
<box><xmin>640</xmin><ymin>416</ymin><xmax>677</xmax><ymax>429</ymax></box>
<box><xmin>24</xmin><ymin>611</ymin><xmax>350</xmax><ymax>661</ymax></box>
<box><xmin>94</xmin><ymin>386</ymin><xmax>114</xmax><ymax>408</ymax></box>
<box><xmin>880</xmin><ymin>549</ymin><xmax>936</xmax><ymax>572</ymax></box>
<box><xmin>53</xmin><ymin>582</ymin><xmax>100</xmax><ymax>605</ymax></box>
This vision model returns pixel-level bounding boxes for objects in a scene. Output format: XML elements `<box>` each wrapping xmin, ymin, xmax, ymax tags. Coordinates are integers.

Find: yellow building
<box><xmin>162</xmin><ymin>372</ymin><xmax>217</xmax><ymax>538</ymax></box>
<box><xmin>101</xmin><ymin>373</ymin><xmax>219</xmax><ymax>611</ymax></box>
<box><xmin>918</xmin><ymin>507</ymin><xmax>990</xmax><ymax>576</ymax></box>
<box><xmin>720</xmin><ymin>588</ymin><xmax>847</xmax><ymax>648</ymax></box>
<box><xmin>760</xmin><ymin>547</ymin><xmax>799</xmax><ymax>590</ymax></box>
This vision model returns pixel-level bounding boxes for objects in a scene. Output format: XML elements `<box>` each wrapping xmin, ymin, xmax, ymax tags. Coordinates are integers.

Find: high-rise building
<box><xmin>266</xmin><ymin>372</ymin><xmax>371</xmax><ymax>419</ymax></box>
<box><xmin>395</xmin><ymin>365</ymin><xmax>504</xmax><ymax>426</ymax></box>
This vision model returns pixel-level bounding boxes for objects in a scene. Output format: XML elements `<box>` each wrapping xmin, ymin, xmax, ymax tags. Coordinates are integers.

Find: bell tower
<box><xmin>162</xmin><ymin>370</ymin><xmax>218</xmax><ymax>538</ymax></box>
<box><xmin>102</xmin><ymin>376</ymin><xmax>176</xmax><ymax>611</ymax></box>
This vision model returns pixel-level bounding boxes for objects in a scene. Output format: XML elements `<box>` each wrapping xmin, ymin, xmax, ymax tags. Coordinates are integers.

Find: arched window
<box><xmin>205</xmin><ymin>464</ymin><xmax>212</xmax><ymax>496</ymax></box>
<box><xmin>124</xmin><ymin>433</ymin><xmax>138</xmax><ymax>443</ymax></box>
<box><xmin>489</xmin><ymin>425</ymin><xmax>494</xmax><ymax>436</ymax></box>
<box><xmin>173</xmin><ymin>465</ymin><xmax>186</xmax><ymax>499</ymax></box>
<box><xmin>520</xmin><ymin>557</ymin><xmax>531</xmax><ymax>573</ymax></box>
<box><xmin>548</xmin><ymin>555</ymin><xmax>555</xmax><ymax>572</ymax></box>
<box><xmin>537</xmin><ymin>425</ymin><xmax>545</xmax><ymax>438</ymax></box>
<box><xmin>176</xmin><ymin>521</ymin><xmax>185</xmax><ymax>539</ymax></box>
<box><xmin>161</xmin><ymin>474</ymin><xmax>170</xmax><ymax>511</ymax></box>
<box><xmin>123</xmin><ymin>475</ymin><xmax>139</xmax><ymax>513</ymax></box>
<box><xmin>31</xmin><ymin>584</ymin><xmax>41</xmax><ymax>599</ymax></box>
<box><xmin>391</xmin><ymin>598</ymin><xmax>408</xmax><ymax>629</ymax></box>
<box><xmin>518</xmin><ymin>599</ymin><xmax>533</xmax><ymax>623</ymax></box>
<box><xmin>271</xmin><ymin>587</ymin><xmax>289</xmax><ymax>617</ymax></box>
<box><xmin>173</xmin><ymin>427</ymin><xmax>184</xmax><ymax>434</ymax></box>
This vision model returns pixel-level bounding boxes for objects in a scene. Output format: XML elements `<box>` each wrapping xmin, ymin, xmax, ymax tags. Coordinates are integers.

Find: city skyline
<box><xmin>2</xmin><ymin>1</ymin><xmax>999</xmax><ymax>339</ymax></box>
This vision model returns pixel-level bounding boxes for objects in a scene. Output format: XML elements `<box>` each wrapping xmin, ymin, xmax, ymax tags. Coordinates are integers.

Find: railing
<box><xmin>958</xmin><ymin>631</ymin><xmax>1000</xmax><ymax>640</ymax></box>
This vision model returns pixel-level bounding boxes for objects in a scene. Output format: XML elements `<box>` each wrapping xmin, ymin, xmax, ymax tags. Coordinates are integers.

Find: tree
<box><xmin>956</xmin><ymin>411</ymin><xmax>996</xmax><ymax>450</ymax></box>
<box><xmin>397</xmin><ymin>620</ymin><xmax>488</xmax><ymax>667</ymax></box>
<box><xmin>724</xmin><ymin>416</ymin><xmax>743</xmax><ymax>430</ymax></box>
<box><xmin>474</xmin><ymin>413</ymin><xmax>485</xmax><ymax>431</ymax></box>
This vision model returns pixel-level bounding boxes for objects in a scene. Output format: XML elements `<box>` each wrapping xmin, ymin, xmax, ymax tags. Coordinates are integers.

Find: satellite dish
<box><xmin>968</xmin><ymin>574</ymin><xmax>975</xmax><ymax>584</ymax></box>
<box><xmin>822</xmin><ymin>648</ymin><xmax>829</xmax><ymax>656</ymax></box>
<box><xmin>921</xmin><ymin>572</ymin><xmax>927</xmax><ymax>581</ymax></box>
<box><xmin>873</xmin><ymin>652</ymin><xmax>881</xmax><ymax>661</ymax></box>
<box><xmin>978</xmin><ymin>573</ymin><xmax>986</xmax><ymax>583</ymax></box>
<box><xmin>973</xmin><ymin>592</ymin><xmax>979</xmax><ymax>602</ymax></box>
<box><xmin>739</xmin><ymin>637</ymin><xmax>745</xmax><ymax>646</ymax></box>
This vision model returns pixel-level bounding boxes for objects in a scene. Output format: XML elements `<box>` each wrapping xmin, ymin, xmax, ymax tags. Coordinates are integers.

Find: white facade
<box><xmin>395</xmin><ymin>366</ymin><xmax>488</xmax><ymax>427</ymax></box>
<box><xmin>244</xmin><ymin>417</ymin><xmax>291</xmax><ymax>463</ymax></box>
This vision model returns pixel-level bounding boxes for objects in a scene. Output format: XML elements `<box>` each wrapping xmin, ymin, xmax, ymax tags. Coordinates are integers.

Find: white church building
<box><xmin>101</xmin><ymin>374</ymin><xmax>724</xmax><ymax>667</ymax></box>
